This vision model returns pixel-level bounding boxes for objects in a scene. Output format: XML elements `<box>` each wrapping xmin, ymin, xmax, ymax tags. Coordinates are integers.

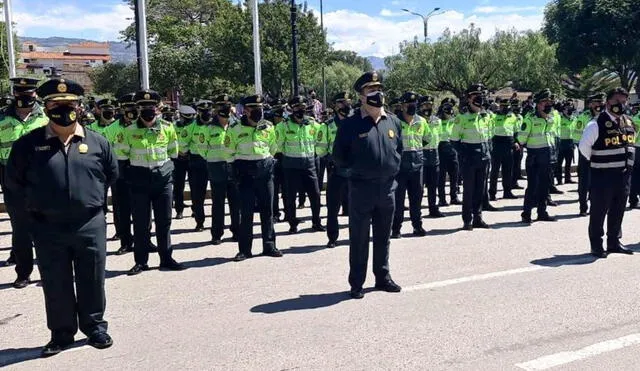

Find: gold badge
<box><xmin>224</xmin><ymin>135</ymin><xmax>231</xmax><ymax>146</ymax></box>
<box><xmin>158</xmin><ymin>133</ymin><xmax>165</xmax><ymax>141</ymax></box>
<box><xmin>17</xmin><ymin>100</ymin><xmax>22</xmax><ymax>107</ymax></box>
<box><xmin>199</xmin><ymin>134</ymin><xmax>205</xmax><ymax>143</ymax></box>
<box><xmin>309</xmin><ymin>128</ymin><xmax>315</xmax><ymax>136</ymax></box>
<box><xmin>256</xmin><ymin>96</ymin><xmax>262</xmax><ymax>103</ymax></box>
<box><xmin>69</xmin><ymin>111</ymin><xmax>77</xmax><ymax>121</ymax></box>
<box><xmin>19</xmin><ymin>79</ymin><xmax>26</xmax><ymax>85</ymax></box>
<box><xmin>127</xmin><ymin>112</ymin><xmax>134</xmax><ymax>119</ymax></box>
<box><xmin>372</xmin><ymin>72</ymin><xmax>378</xmax><ymax>82</ymax></box>
<box><xmin>223</xmin><ymin>94</ymin><xmax>229</xmax><ymax>101</ymax></box>
<box><xmin>388</xmin><ymin>129</ymin><xmax>395</xmax><ymax>138</ymax></box>
<box><xmin>144</xmin><ymin>93</ymin><xmax>151</xmax><ymax>100</ymax></box>
<box><xmin>57</xmin><ymin>83</ymin><xmax>67</xmax><ymax>93</ymax></box>
<box><xmin>612</xmin><ymin>106</ymin><xmax>621</xmax><ymax>114</ymax></box>
<box><xmin>79</xmin><ymin>143</ymin><xmax>88</xmax><ymax>154</ymax></box>
<box><xmin>605</xmin><ymin>121</ymin><xmax>613</xmax><ymax>128</ymax></box>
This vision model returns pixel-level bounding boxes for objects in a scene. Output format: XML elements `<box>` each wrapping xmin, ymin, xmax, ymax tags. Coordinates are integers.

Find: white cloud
<box><xmin>473</xmin><ymin>6</ymin><xmax>543</xmax><ymax>14</ymax></box>
<box><xmin>13</xmin><ymin>3</ymin><xmax>133</xmax><ymax>41</ymax></box>
<box><xmin>380</xmin><ymin>8</ymin><xmax>407</xmax><ymax>17</ymax></box>
<box><xmin>324</xmin><ymin>9</ymin><xmax>544</xmax><ymax>57</ymax></box>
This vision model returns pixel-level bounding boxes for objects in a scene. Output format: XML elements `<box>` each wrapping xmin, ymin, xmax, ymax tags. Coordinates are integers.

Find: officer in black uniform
<box><xmin>437</xmin><ymin>98</ymin><xmax>461</xmax><ymax>206</ymax></box>
<box><xmin>510</xmin><ymin>98</ymin><xmax>525</xmax><ymax>189</ymax></box>
<box><xmin>173</xmin><ymin>105</ymin><xmax>195</xmax><ymax>219</ymax></box>
<box><xmin>556</xmin><ymin>99</ymin><xmax>576</xmax><ymax>184</ymax></box>
<box><xmin>579</xmin><ymin>88</ymin><xmax>635</xmax><ymax>258</ymax></box>
<box><xmin>189</xmin><ymin>100</ymin><xmax>213</xmax><ymax>231</ymax></box>
<box><xmin>325</xmin><ymin>92</ymin><xmax>352</xmax><ymax>248</ymax></box>
<box><xmin>333</xmin><ymin>71</ymin><xmax>402</xmax><ymax>299</ymax></box>
<box><xmin>270</xmin><ymin>98</ymin><xmax>287</xmax><ymax>222</ymax></box>
<box><xmin>418</xmin><ymin>95</ymin><xmax>445</xmax><ymax>218</ymax></box>
<box><xmin>6</xmin><ymin>78</ymin><xmax>118</xmax><ymax>356</ymax></box>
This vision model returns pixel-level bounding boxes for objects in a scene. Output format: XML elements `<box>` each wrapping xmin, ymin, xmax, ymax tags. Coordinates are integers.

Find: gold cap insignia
<box><xmin>388</xmin><ymin>129</ymin><xmax>395</xmax><ymax>138</ymax></box>
<box><xmin>144</xmin><ymin>93</ymin><xmax>151</xmax><ymax>100</ymax></box>
<box><xmin>224</xmin><ymin>94</ymin><xmax>229</xmax><ymax>101</ymax></box>
<box><xmin>17</xmin><ymin>100</ymin><xmax>22</xmax><ymax>107</ymax></box>
<box><xmin>78</xmin><ymin>143</ymin><xmax>88</xmax><ymax>154</ymax></box>
<box><xmin>477</xmin><ymin>86</ymin><xmax>482</xmax><ymax>91</ymax></box>
<box><xmin>256</xmin><ymin>96</ymin><xmax>262</xmax><ymax>103</ymax></box>
<box><xmin>372</xmin><ymin>72</ymin><xmax>378</xmax><ymax>82</ymax></box>
<box><xmin>605</xmin><ymin>121</ymin><xmax>613</xmax><ymax>128</ymax></box>
<box><xmin>19</xmin><ymin>79</ymin><xmax>26</xmax><ymax>85</ymax></box>
<box><xmin>57</xmin><ymin>83</ymin><xmax>67</xmax><ymax>93</ymax></box>
<box><xmin>411</xmin><ymin>95</ymin><xmax>415</xmax><ymax>100</ymax></box>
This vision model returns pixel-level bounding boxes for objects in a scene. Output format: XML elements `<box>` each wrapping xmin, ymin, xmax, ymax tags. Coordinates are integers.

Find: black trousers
<box><xmin>131</xmin><ymin>181</ymin><xmax>173</xmax><ymax>265</ymax></box>
<box><xmin>317</xmin><ymin>155</ymin><xmax>328</xmax><ymax>193</ymax></box>
<box><xmin>461</xmin><ymin>160</ymin><xmax>489</xmax><ymax>224</ymax></box>
<box><xmin>578</xmin><ymin>154</ymin><xmax>591</xmax><ymax>212</ymax></box>
<box><xmin>588</xmin><ymin>172</ymin><xmax>630</xmax><ymax>251</ymax></box>
<box><xmin>392</xmin><ymin>169</ymin><xmax>423</xmax><ymax>233</ymax></box>
<box><xmin>298</xmin><ymin>157</ymin><xmax>321</xmax><ymax>206</ymax></box>
<box><xmin>31</xmin><ymin>210</ymin><xmax>107</xmax><ymax>340</ymax></box>
<box><xmin>628</xmin><ymin>153</ymin><xmax>640</xmax><ymax>205</ymax></box>
<box><xmin>172</xmin><ymin>158</ymin><xmax>189</xmax><ymax>214</ymax></box>
<box><xmin>188</xmin><ymin>157</ymin><xmax>208</xmax><ymax>225</ymax></box>
<box><xmin>512</xmin><ymin>148</ymin><xmax>524</xmax><ymax>184</ymax></box>
<box><xmin>438</xmin><ymin>143</ymin><xmax>459</xmax><ymax>202</ymax></box>
<box><xmin>489</xmin><ymin>141</ymin><xmax>514</xmax><ymax>196</ymax></box>
<box><xmin>273</xmin><ymin>159</ymin><xmax>285</xmax><ymax>219</ymax></box>
<box><xmin>238</xmin><ymin>174</ymin><xmax>276</xmax><ymax>255</ymax></box>
<box><xmin>556</xmin><ymin>141</ymin><xmax>574</xmax><ymax>183</ymax></box>
<box><xmin>348</xmin><ymin>178</ymin><xmax>395</xmax><ymax>290</ymax></box>
<box><xmin>326</xmin><ymin>171</ymin><xmax>348</xmax><ymax>243</ymax></box>
<box><xmin>6</xmin><ymin>205</ymin><xmax>34</xmax><ymax>279</ymax></box>
<box><xmin>210</xmin><ymin>179</ymin><xmax>240</xmax><ymax>241</ymax></box>
<box><xmin>523</xmin><ymin>156</ymin><xmax>550</xmax><ymax>215</ymax></box>
<box><xmin>112</xmin><ymin>177</ymin><xmax>133</xmax><ymax>249</ymax></box>
<box><xmin>423</xmin><ymin>165</ymin><xmax>439</xmax><ymax>213</ymax></box>
<box><xmin>284</xmin><ymin>167</ymin><xmax>322</xmax><ymax>227</ymax></box>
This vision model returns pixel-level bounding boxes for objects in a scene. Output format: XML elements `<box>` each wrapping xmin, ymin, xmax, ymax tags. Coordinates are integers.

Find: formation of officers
<box><xmin>0</xmin><ymin>73</ymin><xmax>639</xmax><ymax>311</ymax></box>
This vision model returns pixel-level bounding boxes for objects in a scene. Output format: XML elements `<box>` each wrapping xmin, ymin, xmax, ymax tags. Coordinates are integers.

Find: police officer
<box><xmin>173</xmin><ymin>105</ymin><xmax>196</xmax><ymax>218</ymax></box>
<box><xmin>88</xmin><ymin>98</ymin><xmax>118</xmax><ymax>217</ymax></box>
<box><xmin>437</xmin><ymin>98</ymin><xmax>461</xmax><ymax>206</ymax></box>
<box><xmin>575</xmin><ymin>93</ymin><xmax>605</xmax><ymax>216</ymax></box>
<box><xmin>333</xmin><ymin>71</ymin><xmax>402</xmax><ymax>299</ymax></box>
<box><xmin>6</xmin><ymin>78</ymin><xmax>118</xmax><ymax>356</ymax></box>
<box><xmin>418</xmin><ymin>95</ymin><xmax>444</xmax><ymax>218</ymax></box>
<box><xmin>629</xmin><ymin>102</ymin><xmax>640</xmax><ymax>208</ymax></box>
<box><xmin>451</xmin><ymin>83</ymin><xmax>492</xmax><ymax>230</ymax></box>
<box><xmin>185</xmin><ymin>100</ymin><xmax>213</xmax><ymax>231</ymax></box>
<box><xmin>0</xmin><ymin>77</ymin><xmax>48</xmax><ymax>286</ymax></box>
<box><xmin>161</xmin><ymin>106</ymin><xmax>177</xmax><ymax>123</ymax></box>
<box><xmin>225</xmin><ymin>95</ymin><xmax>281</xmax><ymax>261</ymax></box>
<box><xmin>106</xmin><ymin>93</ymin><xmax>137</xmax><ymax>255</ymax></box>
<box><xmin>488</xmin><ymin>98</ymin><xmax>519</xmax><ymax>200</ymax></box>
<box><xmin>276</xmin><ymin>96</ymin><xmax>326</xmax><ymax>234</ymax></box>
<box><xmin>270</xmin><ymin>98</ymin><xmax>288</xmax><ymax>222</ymax></box>
<box><xmin>517</xmin><ymin>89</ymin><xmax>557</xmax><ymax>224</ymax></box>
<box><xmin>392</xmin><ymin>91</ymin><xmax>429</xmax><ymax>238</ymax></box>
<box><xmin>579</xmin><ymin>88</ymin><xmax>635</xmax><ymax>258</ymax></box>
<box><xmin>556</xmin><ymin>99</ymin><xmax>576</xmax><ymax>184</ymax></box>
<box><xmin>124</xmin><ymin>89</ymin><xmax>184</xmax><ymax>275</ymax></box>
<box><xmin>326</xmin><ymin>92</ymin><xmax>352</xmax><ymax>248</ymax></box>
<box><xmin>207</xmin><ymin>94</ymin><xmax>239</xmax><ymax>245</ymax></box>
<box><xmin>510</xmin><ymin>98</ymin><xmax>525</xmax><ymax>189</ymax></box>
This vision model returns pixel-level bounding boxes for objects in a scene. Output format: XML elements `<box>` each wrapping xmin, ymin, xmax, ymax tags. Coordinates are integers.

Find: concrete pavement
<box><xmin>2</xmin><ymin>181</ymin><xmax>640</xmax><ymax>370</ymax></box>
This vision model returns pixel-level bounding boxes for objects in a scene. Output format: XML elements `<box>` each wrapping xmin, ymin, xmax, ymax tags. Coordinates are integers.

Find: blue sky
<box><xmin>13</xmin><ymin>0</ymin><xmax>548</xmax><ymax>57</ymax></box>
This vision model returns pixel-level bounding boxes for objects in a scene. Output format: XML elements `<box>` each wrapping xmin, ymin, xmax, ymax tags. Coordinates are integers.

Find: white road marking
<box><xmin>403</xmin><ymin>257</ymin><xmax>591</xmax><ymax>292</ymax></box>
<box><xmin>515</xmin><ymin>333</ymin><xmax>640</xmax><ymax>370</ymax></box>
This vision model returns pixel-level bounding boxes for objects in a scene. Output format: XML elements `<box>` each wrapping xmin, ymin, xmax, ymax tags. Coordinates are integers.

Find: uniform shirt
<box><xmin>572</xmin><ymin>112</ymin><xmax>592</xmax><ymax>143</ymax></box>
<box><xmin>122</xmin><ymin>119</ymin><xmax>179</xmax><ymax>169</ymax></box>
<box><xmin>450</xmin><ymin>112</ymin><xmax>491</xmax><ymax>162</ymax></box>
<box><xmin>631</xmin><ymin>113</ymin><xmax>640</xmax><ymax>146</ymax></box>
<box><xmin>87</xmin><ymin>120</ymin><xmax>116</xmax><ymax>137</ymax></box>
<box><xmin>6</xmin><ymin>123</ymin><xmax>118</xmax><ymax>214</ymax></box>
<box><xmin>398</xmin><ymin>114</ymin><xmax>429</xmax><ymax>172</ymax></box>
<box><xmin>517</xmin><ymin>112</ymin><xmax>556</xmax><ymax>149</ymax></box>
<box><xmin>0</xmin><ymin>104</ymin><xmax>48</xmax><ymax>164</ymax></box>
<box><xmin>579</xmin><ymin>110</ymin><xmax>625</xmax><ymax>161</ymax></box>
<box><xmin>558</xmin><ymin>115</ymin><xmax>575</xmax><ymax>140</ymax></box>
<box><xmin>333</xmin><ymin>108</ymin><xmax>402</xmax><ymax>180</ymax></box>
<box><xmin>226</xmin><ymin>117</ymin><xmax>277</xmax><ymax>178</ymax></box>
<box><xmin>187</xmin><ymin>120</ymin><xmax>211</xmax><ymax>159</ymax></box>
<box><xmin>275</xmin><ymin>116</ymin><xmax>327</xmax><ymax>169</ymax></box>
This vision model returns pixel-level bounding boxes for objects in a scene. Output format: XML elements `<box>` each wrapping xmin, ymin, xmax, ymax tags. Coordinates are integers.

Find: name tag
<box><xmin>35</xmin><ymin>145</ymin><xmax>50</xmax><ymax>151</ymax></box>
<box><xmin>358</xmin><ymin>133</ymin><xmax>368</xmax><ymax>138</ymax></box>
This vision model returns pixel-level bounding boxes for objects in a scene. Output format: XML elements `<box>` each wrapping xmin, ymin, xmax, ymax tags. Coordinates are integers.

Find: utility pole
<box><xmin>135</xmin><ymin>0</ymin><xmax>150</xmax><ymax>89</ymax></box>
<box><xmin>251</xmin><ymin>0</ymin><xmax>262</xmax><ymax>95</ymax></box>
<box><xmin>4</xmin><ymin>0</ymin><xmax>16</xmax><ymax>79</ymax></box>
<box><xmin>320</xmin><ymin>0</ymin><xmax>326</xmax><ymax>107</ymax></box>
<box><xmin>402</xmin><ymin>7</ymin><xmax>442</xmax><ymax>43</ymax></box>
<box><xmin>290</xmin><ymin>0</ymin><xmax>299</xmax><ymax>96</ymax></box>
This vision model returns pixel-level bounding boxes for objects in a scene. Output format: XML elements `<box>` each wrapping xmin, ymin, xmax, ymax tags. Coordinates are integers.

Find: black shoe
<box><xmin>521</xmin><ymin>213</ymin><xmax>532</xmax><ymax>224</ymax></box>
<box><xmin>12</xmin><ymin>277</ymin><xmax>31</xmax><ymax>289</ymax></box>
<box><xmin>349</xmin><ymin>288</ymin><xmax>364</xmax><ymax>299</ymax></box>
<box><xmin>537</xmin><ymin>214</ymin><xmax>557</xmax><ymax>222</ymax></box>
<box><xmin>88</xmin><ymin>332</ymin><xmax>113</xmax><ymax>350</ymax></box>
<box><xmin>428</xmin><ymin>210</ymin><xmax>445</xmax><ymax>218</ymax></box>
<box><xmin>148</xmin><ymin>242</ymin><xmax>158</xmax><ymax>252</ymax></box>
<box><xmin>472</xmin><ymin>219</ymin><xmax>490</xmax><ymax>229</ymax></box>
<box><xmin>127</xmin><ymin>264</ymin><xmax>149</xmax><ymax>276</ymax></box>
<box><xmin>463</xmin><ymin>223</ymin><xmax>473</xmax><ymax>231</ymax></box>
<box><xmin>547</xmin><ymin>200</ymin><xmax>558</xmax><ymax>207</ymax></box>
<box><xmin>590</xmin><ymin>250</ymin><xmax>608</xmax><ymax>259</ymax></box>
<box><xmin>41</xmin><ymin>338</ymin><xmax>74</xmax><ymax>357</ymax></box>
<box><xmin>607</xmin><ymin>244</ymin><xmax>634</xmax><ymax>255</ymax></box>
<box><xmin>195</xmin><ymin>223</ymin><xmax>205</xmax><ymax>232</ymax></box>
<box><xmin>489</xmin><ymin>194</ymin><xmax>497</xmax><ymax>201</ymax></box>
<box><xmin>289</xmin><ymin>225</ymin><xmax>298</xmax><ymax>234</ymax></box>
<box><xmin>212</xmin><ymin>239</ymin><xmax>223</xmax><ymax>245</ymax></box>
<box><xmin>326</xmin><ymin>241</ymin><xmax>336</xmax><ymax>249</ymax></box>
<box><xmin>273</xmin><ymin>215</ymin><xmax>282</xmax><ymax>223</ymax></box>
<box><xmin>175</xmin><ymin>212</ymin><xmax>184</xmax><ymax>220</ymax></box>
<box><xmin>413</xmin><ymin>227</ymin><xmax>427</xmax><ymax>237</ymax></box>
<box><xmin>375</xmin><ymin>279</ymin><xmax>402</xmax><ymax>293</ymax></box>
<box><xmin>116</xmin><ymin>245</ymin><xmax>133</xmax><ymax>255</ymax></box>
<box><xmin>630</xmin><ymin>203</ymin><xmax>638</xmax><ymax>209</ymax></box>
<box><xmin>438</xmin><ymin>199</ymin><xmax>449</xmax><ymax>207</ymax></box>
<box><xmin>483</xmin><ymin>204</ymin><xmax>499</xmax><ymax>212</ymax></box>
<box><xmin>579</xmin><ymin>211</ymin><xmax>588</xmax><ymax>217</ymax></box>
<box><xmin>4</xmin><ymin>255</ymin><xmax>16</xmax><ymax>266</ymax></box>
<box><xmin>550</xmin><ymin>187</ymin><xmax>564</xmax><ymax>195</ymax></box>
<box><xmin>503</xmin><ymin>192</ymin><xmax>518</xmax><ymax>199</ymax></box>
<box><xmin>159</xmin><ymin>259</ymin><xmax>186</xmax><ymax>271</ymax></box>
<box><xmin>234</xmin><ymin>252</ymin><xmax>251</xmax><ymax>262</ymax></box>
<box><xmin>297</xmin><ymin>203</ymin><xmax>305</xmax><ymax>209</ymax></box>
<box><xmin>231</xmin><ymin>235</ymin><xmax>238</xmax><ymax>242</ymax></box>
<box><xmin>391</xmin><ymin>231</ymin><xmax>402</xmax><ymax>239</ymax></box>
<box><xmin>109</xmin><ymin>233</ymin><xmax>119</xmax><ymax>241</ymax></box>
<box><xmin>312</xmin><ymin>224</ymin><xmax>326</xmax><ymax>232</ymax></box>
<box><xmin>450</xmin><ymin>198</ymin><xmax>462</xmax><ymax>205</ymax></box>
<box><xmin>263</xmin><ymin>248</ymin><xmax>283</xmax><ymax>258</ymax></box>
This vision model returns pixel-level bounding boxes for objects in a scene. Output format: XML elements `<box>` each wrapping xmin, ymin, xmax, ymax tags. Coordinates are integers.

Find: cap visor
<box><xmin>45</xmin><ymin>93</ymin><xmax>79</xmax><ymax>101</ymax></box>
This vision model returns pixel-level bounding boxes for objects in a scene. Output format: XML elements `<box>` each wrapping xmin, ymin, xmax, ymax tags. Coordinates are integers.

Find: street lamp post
<box><xmin>290</xmin><ymin>0</ymin><xmax>299</xmax><ymax>96</ymax></box>
<box><xmin>402</xmin><ymin>7</ymin><xmax>443</xmax><ymax>43</ymax></box>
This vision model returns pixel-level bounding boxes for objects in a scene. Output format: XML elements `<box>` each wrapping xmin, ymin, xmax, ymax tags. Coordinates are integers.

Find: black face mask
<box><xmin>163</xmin><ymin>114</ymin><xmax>175</xmax><ymax>121</ymax></box>
<box><xmin>471</xmin><ymin>96</ymin><xmax>484</xmax><ymax>108</ymax></box>
<box><xmin>199</xmin><ymin>111</ymin><xmax>212</xmax><ymax>122</ymax></box>
<box><xmin>47</xmin><ymin>105</ymin><xmax>78</xmax><ymax>127</ymax></box>
<box><xmin>273</xmin><ymin>109</ymin><xmax>284</xmax><ymax>118</ymax></box>
<box><xmin>394</xmin><ymin>109</ymin><xmax>403</xmax><ymax>117</ymax></box>
<box><xmin>140</xmin><ymin>108</ymin><xmax>156</xmax><ymax>122</ymax></box>
<box><xmin>102</xmin><ymin>110</ymin><xmax>115</xmax><ymax>120</ymax></box>
<box><xmin>338</xmin><ymin>105</ymin><xmax>351</xmax><ymax>117</ymax></box>
<box><xmin>500</xmin><ymin>107</ymin><xmax>510</xmax><ymax>115</ymax></box>
<box><xmin>610</xmin><ymin>102</ymin><xmax>626</xmax><ymax>116</ymax></box>
<box><xmin>420</xmin><ymin>108</ymin><xmax>433</xmax><ymax>117</ymax></box>
<box><xmin>249</xmin><ymin>109</ymin><xmax>263</xmax><ymax>122</ymax></box>
<box><xmin>125</xmin><ymin>110</ymin><xmax>139</xmax><ymax>121</ymax></box>
<box><xmin>218</xmin><ymin>106</ymin><xmax>231</xmax><ymax>118</ymax></box>
<box><xmin>365</xmin><ymin>91</ymin><xmax>384</xmax><ymax>108</ymax></box>
<box><xmin>15</xmin><ymin>95</ymin><xmax>36</xmax><ymax>108</ymax></box>
<box><xmin>543</xmin><ymin>105</ymin><xmax>553</xmax><ymax>114</ymax></box>
<box><xmin>406</xmin><ymin>104</ymin><xmax>417</xmax><ymax>116</ymax></box>
<box><xmin>292</xmin><ymin>110</ymin><xmax>305</xmax><ymax>120</ymax></box>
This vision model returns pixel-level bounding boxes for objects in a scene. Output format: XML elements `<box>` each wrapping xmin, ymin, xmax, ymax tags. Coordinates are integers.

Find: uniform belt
<box><xmin>30</xmin><ymin>207</ymin><xmax>102</xmax><ymax>223</ymax></box>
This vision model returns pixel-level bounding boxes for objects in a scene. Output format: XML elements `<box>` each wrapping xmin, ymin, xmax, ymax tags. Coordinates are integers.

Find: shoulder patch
<box><xmin>520</xmin><ymin>122</ymin><xmax>527</xmax><ymax>131</ymax></box>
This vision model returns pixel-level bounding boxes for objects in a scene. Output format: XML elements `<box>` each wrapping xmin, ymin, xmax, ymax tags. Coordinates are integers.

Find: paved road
<box><xmin>1</xmin><ymin>180</ymin><xmax>640</xmax><ymax>370</ymax></box>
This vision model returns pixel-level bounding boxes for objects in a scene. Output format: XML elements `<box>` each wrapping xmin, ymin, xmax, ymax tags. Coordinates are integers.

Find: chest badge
<box><xmin>79</xmin><ymin>143</ymin><xmax>88</xmax><ymax>154</ymax></box>
<box><xmin>388</xmin><ymin>129</ymin><xmax>395</xmax><ymax>138</ymax></box>
<box><xmin>605</xmin><ymin>121</ymin><xmax>613</xmax><ymax>128</ymax></box>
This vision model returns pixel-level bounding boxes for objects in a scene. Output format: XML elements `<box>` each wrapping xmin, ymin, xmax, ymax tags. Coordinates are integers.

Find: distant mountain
<box><xmin>18</xmin><ymin>36</ymin><xmax>137</xmax><ymax>64</ymax></box>
<box><xmin>366</xmin><ymin>56</ymin><xmax>386</xmax><ymax>71</ymax></box>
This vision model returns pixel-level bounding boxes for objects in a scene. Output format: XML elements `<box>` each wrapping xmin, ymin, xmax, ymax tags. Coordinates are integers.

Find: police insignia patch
<box><xmin>606</xmin><ymin>121</ymin><xmax>613</xmax><ymax>128</ymax></box>
<box><xmin>181</xmin><ymin>130</ymin><xmax>188</xmax><ymax>137</ymax></box>
<box><xmin>224</xmin><ymin>135</ymin><xmax>231</xmax><ymax>146</ymax></box>
<box><xmin>262</xmin><ymin>130</ymin><xmax>269</xmax><ymax>138</ymax></box>
<box><xmin>158</xmin><ymin>133</ymin><xmax>165</xmax><ymax>141</ymax></box>
<box><xmin>309</xmin><ymin>128</ymin><xmax>315</xmax><ymax>136</ymax></box>
<box><xmin>199</xmin><ymin>134</ymin><xmax>205</xmax><ymax>143</ymax></box>
<box><xmin>521</xmin><ymin>123</ymin><xmax>527</xmax><ymax>131</ymax></box>
<box><xmin>577</xmin><ymin>121</ymin><xmax>583</xmax><ymax>129</ymax></box>
<box><xmin>117</xmin><ymin>133</ymin><xmax>124</xmax><ymax>143</ymax></box>
<box><xmin>57</xmin><ymin>83</ymin><xmax>67</xmax><ymax>93</ymax></box>
<box><xmin>144</xmin><ymin>93</ymin><xmax>151</xmax><ymax>100</ymax></box>
<box><xmin>388</xmin><ymin>129</ymin><xmax>395</xmax><ymax>138</ymax></box>
<box><xmin>78</xmin><ymin>143</ymin><xmax>88</xmax><ymax>154</ymax></box>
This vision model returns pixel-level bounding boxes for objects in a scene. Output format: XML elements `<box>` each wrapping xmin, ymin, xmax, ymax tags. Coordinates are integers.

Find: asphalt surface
<box><xmin>2</xmin><ymin>177</ymin><xmax>640</xmax><ymax>370</ymax></box>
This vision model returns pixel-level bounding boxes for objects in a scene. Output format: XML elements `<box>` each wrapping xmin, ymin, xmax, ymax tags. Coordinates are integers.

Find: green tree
<box><xmin>89</xmin><ymin>62</ymin><xmax>140</xmax><ymax>98</ymax></box>
<box><xmin>544</xmin><ymin>0</ymin><xmax>640</xmax><ymax>90</ymax></box>
<box><xmin>560</xmin><ymin>67</ymin><xmax>621</xmax><ymax>99</ymax></box>
<box><xmin>308</xmin><ymin>61</ymin><xmax>363</xmax><ymax>103</ymax></box>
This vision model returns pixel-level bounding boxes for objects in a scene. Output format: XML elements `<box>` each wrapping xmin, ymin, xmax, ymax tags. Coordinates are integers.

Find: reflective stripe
<box><xmin>592</xmin><ymin>147</ymin><xmax>635</xmax><ymax>156</ymax></box>
<box><xmin>116</xmin><ymin>154</ymin><xmax>128</xmax><ymax>161</ymax></box>
<box><xmin>461</xmin><ymin>138</ymin><xmax>488</xmax><ymax>144</ymax></box>
<box><xmin>235</xmin><ymin>153</ymin><xmax>271</xmax><ymax>160</ymax></box>
<box><xmin>132</xmin><ymin>148</ymin><xmax>167</xmax><ymax>155</ymax></box>
<box><xmin>591</xmin><ymin>161</ymin><xmax>634</xmax><ymax>169</ymax></box>
<box><xmin>130</xmin><ymin>159</ymin><xmax>170</xmax><ymax>168</ymax></box>
<box><xmin>0</xmin><ymin>142</ymin><xmax>13</xmax><ymax>149</ymax></box>
<box><xmin>284</xmin><ymin>153</ymin><xmax>314</xmax><ymax>159</ymax></box>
